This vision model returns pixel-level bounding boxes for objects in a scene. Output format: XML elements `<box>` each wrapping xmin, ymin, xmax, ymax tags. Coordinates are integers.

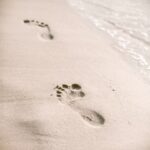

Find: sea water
<box><xmin>67</xmin><ymin>0</ymin><xmax>150</xmax><ymax>81</ymax></box>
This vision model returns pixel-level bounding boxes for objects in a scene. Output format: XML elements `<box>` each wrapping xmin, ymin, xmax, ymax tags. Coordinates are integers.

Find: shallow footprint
<box><xmin>78</xmin><ymin>108</ymin><xmax>105</xmax><ymax>127</ymax></box>
<box><xmin>23</xmin><ymin>19</ymin><xmax>54</xmax><ymax>41</ymax></box>
<box><xmin>52</xmin><ymin>83</ymin><xmax>105</xmax><ymax>127</ymax></box>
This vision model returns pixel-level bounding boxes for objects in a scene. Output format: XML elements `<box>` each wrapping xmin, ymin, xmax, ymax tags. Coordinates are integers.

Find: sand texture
<box><xmin>0</xmin><ymin>0</ymin><xmax>150</xmax><ymax>149</ymax></box>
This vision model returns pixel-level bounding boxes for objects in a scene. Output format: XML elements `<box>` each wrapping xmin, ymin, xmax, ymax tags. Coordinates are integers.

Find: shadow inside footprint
<box><xmin>79</xmin><ymin>109</ymin><xmax>105</xmax><ymax>126</ymax></box>
<box><xmin>71</xmin><ymin>84</ymin><xmax>81</xmax><ymax>90</ymax></box>
<box><xmin>24</xmin><ymin>19</ymin><xmax>30</xmax><ymax>23</ymax></box>
<box><xmin>40</xmin><ymin>33</ymin><xmax>54</xmax><ymax>40</ymax></box>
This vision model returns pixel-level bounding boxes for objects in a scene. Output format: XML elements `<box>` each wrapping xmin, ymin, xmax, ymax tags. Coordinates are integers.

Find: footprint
<box><xmin>52</xmin><ymin>83</ymin><xmax>105</xmax><ymax>127</ymax></box>
<box><xmin>23</xmin><ymin>19</ymin><xmax>54</xmax><ymax>40</ymax></box>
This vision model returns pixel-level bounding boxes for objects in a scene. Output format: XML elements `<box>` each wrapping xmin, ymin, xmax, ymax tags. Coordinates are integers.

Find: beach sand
<box><xmin>0</xmin><ymin>0</ymin><xmax>150</xmax><ymax>149</ymax></box>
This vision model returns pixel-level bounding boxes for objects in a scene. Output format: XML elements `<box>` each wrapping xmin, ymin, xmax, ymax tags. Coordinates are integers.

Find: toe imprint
<box><xmin>71</xmin><ymin>84</ymin><xmax>82</xmax><ymax>90</ymax></box>
<box><xmin>62</xmin><ymin>84</ymin><xmax>69</xmax><ymax>89</ymax></box>
<box><xmin>53</xmin><ymin>83</ymin><xmax>85</xmax><ymax>104</ymax></box>
<box><xmin>24</xmin><ymin>19</ymin><xmax>30</xmax><ymax>23</ymax></box>
<box><xmin>56</xmin><ymin>91</ymin><xmax>62</xmax><ymax>94</ymax></box>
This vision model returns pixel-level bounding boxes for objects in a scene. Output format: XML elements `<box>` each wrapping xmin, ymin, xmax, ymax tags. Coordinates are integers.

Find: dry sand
<box><xmin>0</xmin><ymin>0</ymin><xmax>150</xmax><ymax>149</ymax></box>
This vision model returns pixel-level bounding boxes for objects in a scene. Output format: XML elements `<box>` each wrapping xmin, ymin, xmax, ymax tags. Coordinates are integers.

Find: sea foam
<box><xmin>68</xmin><ymin>0</ymin><xmax>150</xmax><ymax>82</ymax></box>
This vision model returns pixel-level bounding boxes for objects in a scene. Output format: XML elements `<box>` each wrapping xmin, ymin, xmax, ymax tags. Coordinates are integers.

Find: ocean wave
<box><xmin>68</xmin><ymin>0</ymin><xmax>150</xmax><ymax>81</ymax></box>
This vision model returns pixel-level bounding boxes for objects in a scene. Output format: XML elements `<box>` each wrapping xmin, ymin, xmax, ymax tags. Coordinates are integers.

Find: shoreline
<box><xmin>1</xmin><ymin>0</ymin><xmax>150</xmax><ymax>149</ymax></box>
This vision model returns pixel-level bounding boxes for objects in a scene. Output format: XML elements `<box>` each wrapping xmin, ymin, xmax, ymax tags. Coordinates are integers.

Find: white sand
<box><xmin>1</xmin><ymin>0</ymin><xmax>150</xmax><ymax>149</ymax></box>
